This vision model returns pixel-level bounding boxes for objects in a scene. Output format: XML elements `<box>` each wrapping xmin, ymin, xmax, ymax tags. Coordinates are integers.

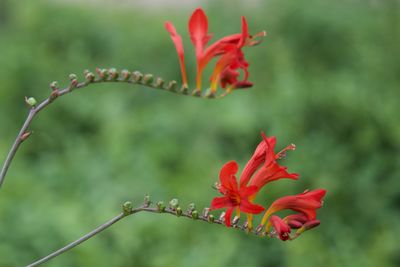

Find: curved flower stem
<box><xmin>27</xmin><ymin>213</ymin><xmax>126</xmax><ymax>267</ymax></box>
<box><xmin>0</xmin><ymin>68</ymin><xmax>227</xmax><ymax>190</ymax></box>
<box><xmin>27</xmin><ymin>203</ymin><xmax>265</xmax><ymax>266</ymax></box>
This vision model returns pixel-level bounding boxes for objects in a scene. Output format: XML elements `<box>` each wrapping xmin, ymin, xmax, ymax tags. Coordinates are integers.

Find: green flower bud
<box><xmin>169</xmin><ymin>198</ymin><xmax>179</xmax><ymax>210</ymax></box>
<box><xmin>166</xmin><ymin>80</ymin><xmax>177</xmax><ymax>91</ymax></box>
<box><xmin>191</xmin><ymin>210</ymin><xmax>199</xmax><ymax>219</ymax></box>
<box><xmin>176</xmin><ymin>207</ymin><xmax>182</xmax><ymax>217</ymax></box>
<box><xmin>69</xmin><ymin>73</ymin><xmax>77</xmax><ymax>81</ymax></box>
<box><xmin>122</xmin><ymin>201</ymin><xmax>133</xmax><ymax>215</ymax></box>
<box><xmin>208</xmin><ymin>214</ymin><xmax>215</xmax><ymax>223</ymax></box>
<box><xmin>142</xmin><ymin>74</ymin><xmax>154</xmax><ymax>85</ymax></box>
<box><xmin>156</xmin><ymin>201</ymin><xmax>165</xmax><ymax>212</ymax></box>
<box><xmin>143</xmin><ymin>195</ymin><xmax>151</xmax><ymax>207</ymax></box>
<box><xmin>132</xmin><ymin>71</ymin><xmax>143</xmax><ymax>82</ymax></box>
<box><xmin>25</xmin><ymin>97</ymin><xmax>37</xmax><ymax>107</ymax></box>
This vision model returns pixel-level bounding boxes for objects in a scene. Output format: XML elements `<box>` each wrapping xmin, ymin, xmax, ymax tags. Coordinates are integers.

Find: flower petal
<box><xmin>219</xmin><ymin>161</ymin><xmax>238</xmax><ymax>189</ymax></box>
<box><xmin>239</xmin><ymin>199</ymin><xmax>265</xmax><ymax>214</ymax></box>
<box><xmin>165</xmin><ymin>22</ymin><xmax>188</xmax><ymax>86</ymax></box>
<box><xmin>189</xmin><ymin>8</ymin><xmax>212</xmax><ymax>58</ymax></box>
<box><xmin>210</xmin><ymin>196</ymin><xmax>232</xmax><ymax>210</ymax></box>
<box><xmin>225</xmin><ymin>207</ymin><xmax>234</xmax><ymax>227</ymax></box>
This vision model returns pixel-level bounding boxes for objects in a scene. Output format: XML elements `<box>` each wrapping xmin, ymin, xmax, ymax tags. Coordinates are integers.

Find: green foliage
<box><xmin>0</xmin><ymin>0</ymin><xmax>399</xmax><ymax>266</ymax></box>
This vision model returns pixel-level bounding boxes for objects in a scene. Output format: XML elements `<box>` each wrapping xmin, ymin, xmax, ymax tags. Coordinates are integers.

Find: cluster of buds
<box><xmin>210</xmin><ymin>132</ymin><xmax>327</xmax><ymax>241</ymax></box>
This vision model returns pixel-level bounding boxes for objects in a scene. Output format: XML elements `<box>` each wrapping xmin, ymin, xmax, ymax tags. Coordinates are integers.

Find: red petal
<box><xmin>219</xmin><ymin>161</ymin><xmax>238</xmax><ymax>189</ymax></box>
<box><xmin>210</xmin><ymin>196</ymin><xmax>232</xmax><ymax>210</ymax></box>
<box><xmin>250</xmin><ymin>163</ymin><xmax>298</xmax><ymax>189</ymax></box>
<box><xmin>189</xmin><ymin>8</ymin><xmax>212</xmax><ymax>58</ymax></box>
<box><xmin>225</xmin><ymin>207</ymin><xmax>234</xmax><ymax>227</ymax></box>
<box><xmin>239</xmin><ymin>199</ymin><xmax>265</xmax><ymax>214</ymax></box>
<box><xmin>239</xmin><ymin>185</ymin><xmax>259</xmax><ymax>197</ymax></box>
<box><xmin>165</xmin><ymin>22</ymin><xmax>188</xmax><ymax>86</ymax></box>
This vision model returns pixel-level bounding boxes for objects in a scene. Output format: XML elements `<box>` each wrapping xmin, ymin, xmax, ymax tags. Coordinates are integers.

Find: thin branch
<box><xmin>0</xmin><ymin>68</ymin><xmax>229</xmax><ymax>189</ymax></box>
<box><xmin>26</xmin><ymin>213</ymin><xmax>126</xmax><ymax>267</ymax></box>
<box><xmin>26</xmin><ymin>203</ymin><xmax>266</xmax><ymax>266</ymax></box>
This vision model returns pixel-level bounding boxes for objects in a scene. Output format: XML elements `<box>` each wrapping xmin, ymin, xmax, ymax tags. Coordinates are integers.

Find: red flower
<box><xmin>269</xmin><ymin>215</ymin><xmax>291</xmax><ymax>241</ymax></box>
<box><xmin>210</xmin><ymin>132</ymin><xmax>298</xmax><ymax>228</ymax></box>
<box><xmin>261</xmin><ymin>189</ymin><xmax>326</xmax><ymax>226</ymax></box>
<box><xmin>210</xmin><ymin>161</ymin><xmax>265</xmax><ymax>227</ymax></box>
<box><xmin>165</xmin><ymin>8</ymin><xmax>265</xmax><ymax>93</ymax></box>
<box><xmin>242</xmin><ymin>132</ymin><xmax>299</xmax><ymax>191</ymax></box>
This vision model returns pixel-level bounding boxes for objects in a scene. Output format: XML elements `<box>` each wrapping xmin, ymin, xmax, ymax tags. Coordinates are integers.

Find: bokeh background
<box><xmin>1</xmin><ymin>0</ymin><xmax>399</xmax><ymax>266</ymax></box>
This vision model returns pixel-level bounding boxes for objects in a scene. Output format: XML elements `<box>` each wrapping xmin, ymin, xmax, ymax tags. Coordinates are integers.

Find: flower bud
<box><xmin>202</xmin><ymin>208</ymin><xmax>210</xmax><ymax>218</ymax></box>
<box><xmin>122</xmin><ymin>201</ymin><xmax>133</xmax><ymax>215</ymax></box>
<box><xmin>143</xmin><ymin>195</ymin><xmax>151</xmax><ymax>207</ymax></box>
<box><xmin>132</xmin><ymin>71</ymin><xmax>143</xmax><ymax>82</ymax></box>
<box><xmin>176</xmin><ymin>207</ymin><xmax>182</xmax><ymax>216</ymax></box>
<box><xmin>156</xmin><ymin>201</ymin><xmax>165</xmax><ymax>212</ymax></box>
<box><xmin>85</xmin><ymin>72</ymin><xmax>95</xmax><ymax>82</ymax></box>
<box><xmin>121</xmin><ymin>69</ymin><xmax>131</xmax><ymax>81</ymax></box>
<box><xmin>180</xmin><ymin>85</ymin><xmax>188</xmax><ymax>94</ymax></box>
<box><xmin>166</xmin><ymin>80</ymin><xmax>177</xmax><ymax>91</ymax></box>
<box><xmin>169</xmin><ymin>198</ymin><xmax>179</xmax><ymax>210</ymax></box>
<box><xmin>155</xmin><ymin>77</ymin><xmax>164</xmax><ymax>88</ymax></box>
<box><xmin>50</xmin><ymin>81</ymin><xmax>59</xmax><ymax>91</ymax></box>
<box><xmin>20</xmin><ymin>131</ymin><xmax>32</xmax><ymax>141</ymax></box>
<box><xmin>142</xmin><ymin>74</ymin><xmax>154</xmax><ymax>85</ymax></box>
<box><xmin>25</xmin><ymin>97</ymin><xmax>37</xmax><ymax>107</ymax></box>
<box><xmin>208</xmin><ymin>214</ymin><xmax>215</xmax><ymax>223</ymax></box>
<box><xmin>69</xmin><ymin>73</ymin><xmax>77</xmax><ymax>81</ymax></box>
<box><xmin>191</xmin><ymin>210</ymin><xmax>198</xmax><ymax>219</ymax></box>
<box><xmin>108</xmin><ymin>68</ymin><xmax>119</xmax><ymax>80</ymax></box>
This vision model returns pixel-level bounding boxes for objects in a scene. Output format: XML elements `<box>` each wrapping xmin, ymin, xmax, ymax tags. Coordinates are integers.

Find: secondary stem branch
<box><xmin>27</xmin><ymin>204</ymin><xmax>263</xmax><ymax>266</ymax></box>
<box><xmin>0</xmin><ymin>68</ymin><xmax>223</xmax><ymax>189</ymax></box>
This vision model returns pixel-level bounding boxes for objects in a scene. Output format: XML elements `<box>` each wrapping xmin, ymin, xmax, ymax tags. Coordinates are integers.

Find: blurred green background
<box><xmin>0</xmin><ymin>0</ymin><xmax>399</xmax><ymax>266</ymax></box>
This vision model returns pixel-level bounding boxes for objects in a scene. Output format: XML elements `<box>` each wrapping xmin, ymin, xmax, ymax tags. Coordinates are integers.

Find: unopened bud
<box><xmin>180</xmin><ymin>85</ymin><xmax>189</xmax><ymax>94</ymax></box>
<box><xmin>121</xmin><ymin>69</ymin><xmax>131</xmax><ymax>81</ymax></box>
<box><xmin>295</xmin><ymin>220</ymin><xmax>320</xmax><ymax>235</ymax></box>
<box><xmin>122</xmin><ymin>201</ymin><xmax>133</xmax><ymax>215</ymax></box>
<box><xmin>85</xmin><ymin>72</ymin><xmax>95</xmax><ymax>82</ymax></box>
<box><xmin>176</xmin><ymin>207</ymin><xmax>182</xmax><ymax>216</ymax></box>
<box><xmin>187</xmin><ymin>203</ymin><xmax>196</xmax><ymax>214</ymax></box>
<box><xmin>288</xmin><ymin>220</ymin><xmax>303</xmax><ymax>229</ymax></box>
<box><xmin>20</xmin><ymin>131</ymin><xmax>32</xmax><ymax>141</ymax></box>
<box><xmin>169</xmin><ymin>198</ymin><xmax>179</xmax><ymax>210</ymax></box>
<box><xmin>232</xmin><ymin>216</ymin><xmax>240</xmax><ymax>226</ymax></box>
<box><xmin>191</xmin><ymin>210</ymin><xmax>199</xmax><ymax>219</ymax></box>
<box><xmin>50</xmin><ymin>81</ymin><xmax>59</xmax><ymax>91</ymax></box>
<box><xmin>142</xmin><ymin>74</ymin><xmax>154</xmax><ymax>85</ymax></box>
<box><xmin>69</xmin><ymin>73</ymin><xmax>77</xmax><ymax>81</ymax></box>
<box><xmin>108</xmin><ymin>68</ymin><xmax>119</xmax><ymax>80</ymax></box>
<box><xmin>49</xmin><ymin>90</ymin><xmax>59</xmax><ymax>102</ymax></box>
<box><xmin>96</xmin><ymin>68</ymin><xmax>108</xmax><ymax>80</ymax></box>
<box><xmin>25</xmin><ymin>97</ymin><xmax>37</xmax><ymax>107</ymax></box>
<box><xmin>156</xmin><ymin>201</ymin><xmax>165</xmax><ymax>212</ymax></box>
<box><xmin>219</xmin><ymin>212</ymin><xmax>225</xmax><ymax>222</ymax></box>
<box><xmin>143</xmin><ymin>195</ymin><xmax>151</xmax><ymax>207</ymax></box>
<box><xmin>202</xmin><ymin>208</ymin><xmax>210</xmax><ymax>218</ymax></box>
<box><xmin>132</xmin><ymin>71</ymin><xmax>143</xmax><ymax>82</ymax></box>
<box><xmin>155</xmin><ymin>77</ymin><xmax>164</xmax><ymax>88</ymax></box>
<box><xmin>191</xmin><ymin>89</ymin><xmax>201</xmax><ymax>97</ymax></box>
<box><xmin>208</xmin><ymin>214</ymin><xmax>215</xmax><ymax>223</ymax></box>
<box><xmin>166</xmin><ymin>80</ymin><xmax>177</xmax><ymax>91</ymax></box>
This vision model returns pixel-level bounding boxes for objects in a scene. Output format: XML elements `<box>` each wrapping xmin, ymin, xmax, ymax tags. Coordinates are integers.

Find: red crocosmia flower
<box><xmin>165</xmin><ymin>8</ymin><xmax>265</xmax><ymax>93</ymax></box>
<box><xmin>261</xmin><ymin>189</ymin><xmax>327</xmax><ymax>226</ymax></box>
<box><xmin>210</xmin><ymin>161</ymin><xmax>265</xmax><ymax>227</ymax></box>
<box><xmin>240</xmin><ymin>132</ymin><xmax>299</xmax><ymax>191</ymax></box>
<box><xmin>210</xmin><ymin>132</ymin><xmax>298</xmax><ymax>228</ymax></box>
<box><xmin>269</xmin><ymin>215</ymin><xmax>291</xmax><ymax>241</ymax></box>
